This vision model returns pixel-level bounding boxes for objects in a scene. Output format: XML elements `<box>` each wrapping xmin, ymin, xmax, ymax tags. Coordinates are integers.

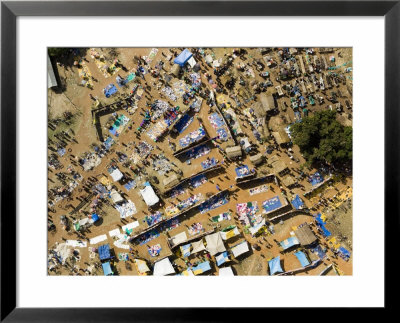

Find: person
<box><xmin>216</xmin><ymin>184</ymin><xmax>221</xmax><ymax>191</ymax></box>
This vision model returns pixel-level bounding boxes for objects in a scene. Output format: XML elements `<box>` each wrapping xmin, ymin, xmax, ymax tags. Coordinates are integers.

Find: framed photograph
<box><xmin>1</xmin><ymin>0</ymin><xmax>396</xmax><ymax>320</ymax></box>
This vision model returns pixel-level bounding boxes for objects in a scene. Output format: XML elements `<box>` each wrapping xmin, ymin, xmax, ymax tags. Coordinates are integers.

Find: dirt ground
<box><xmin>47</xmin><ymin>47</ymin><xmax>352</xmax><ymax>276</ymax></box>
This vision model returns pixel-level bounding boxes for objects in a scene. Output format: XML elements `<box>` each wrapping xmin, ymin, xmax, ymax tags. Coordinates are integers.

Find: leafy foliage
<box><xmin>291</xmin><ymin>110</ymin><xmax>352</xmax><ymax>166</ymax></box>
<box><xmin>48</xmin><ymin>48</ymin><xmax>71</xmax><ymax>57</ymax></box>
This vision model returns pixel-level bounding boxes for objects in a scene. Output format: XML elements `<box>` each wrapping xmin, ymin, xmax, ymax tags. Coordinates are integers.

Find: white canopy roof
<box><xmin>170</xmin><ymin>231</ymin><xmax>187</xmax><ymax>248</ymax></box>
<box><xmin>110</xmin><ymin>168</ymin><xmax>124</xmax><ymax>182</ymax></box>
<box><xmin>218</xmin><ymin>266</ymin><xmax>235</xmax><ymax>276</ymax></box>
<box><xmin>110</xmin><ymin>190</ymin><xmax>124</xmax><ymax>203</ymax></box>
<box><xmin>140</xmin><ymin>185</ymin><xmax>160</xmax><ymax>207</ymax></box>
<box><xmin>153</xmin><ymin>257</ymin><xmax>176</xmax><ymax>276</ymax></box>
<box><xmin>231</xmin><ymin>240</ymin><xmax>250</xmax><ymax>258</ymax></box>
<box><xmin>191</xmin><ymin>239</ymin><xmax>206</xmax><ymax>254</ymax></box>
<box><xmin>188</xmin><ymin>56</ymin><xmax>197</xmax><ymax>68</ymax></box>
<box><xmin>205</xmin><ymin>232</ymin><xmax>226</xmax><ymax>256</ymax></box>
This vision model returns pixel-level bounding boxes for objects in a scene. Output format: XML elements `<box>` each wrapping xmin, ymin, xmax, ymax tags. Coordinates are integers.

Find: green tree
<box><xmin>291</xmin><ymin>110</ymin><xmax>352</xmax><ymax>166</ymax></box>
<box><xmin>48</xmin><ymin>48</ymin><xmax>70</xmax><ymax>57</ymax></box>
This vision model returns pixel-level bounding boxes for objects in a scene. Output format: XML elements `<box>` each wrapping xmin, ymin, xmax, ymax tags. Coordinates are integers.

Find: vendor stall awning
<box><xmin>102</xmin><ymin>262</ymin><xmax>113</xmax><ymax>276</ymax></box>
<box><xmin>205</xmin><ymin>232</ymin><xmax>226</xmax><ymax>256</ymax></box>
<box><xmin>218</xmin><ymin>266</ymin><xmax>234</xmax><ymax>276</ymax></box>
<box><xmin>191</xmin><ymin>239</ymin><xmax>206</xmax><ymax>254</ymax></box>
<box><xmin>134</xmin><ymin>259</ymin><xmax>150</xmax><ymax>274</ymax></box>
<box><xmin>294</xmin><ymin>251</ymin><xmax>310</xmax><ymax>267</ymax></box>
<box><xmin>269</xmin><ymin>256</ymin><xmax>283</xmax><ymax>275</ymax></box>
<box><xmin>216</xmin><ymin>251</ymin><xmax>230</xmax><ymax>267</ymax></box>
<box><xmin>174</xmin><ymin>49</ymin><xmax>193</xmax><ymax>67</ymax></box>
<box><xmin>140</xmin><ymin>183</ymin><xmax>160</xmax><ymax>207</ymax></box>
<box><xmin>280</xmin><ymin>236</ymin><xmax>300</xmax><ymax>250</ymax></box>
<box><xmin>153</xmin><ymin>257</ymin><xmax>176</xmax><ymax>276</ymax></box>
<box><xmin>170</xmin><ymin>231</ymin><xmax>188</xmax><ymax>247</ymax></box>
<box><xmin>98</xmin><ymin>244</ymin><xmax>111</xmax><ymax>261</ymax></box>
<box><xmin>231</xmin><ymin>240</ymin><xmax>250</xmax><ymax>258</ymax></box>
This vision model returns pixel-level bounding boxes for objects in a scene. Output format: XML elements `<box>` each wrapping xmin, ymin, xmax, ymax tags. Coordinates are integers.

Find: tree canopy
<box><xmin>48</xmin><ymin>48</ymin><xmax>71</xmax><ymax>57</ymax></box>
<box><xmin>290</xmin><ymin>110</ymin><xmax>352</xmax><ymax>166</ymax></box>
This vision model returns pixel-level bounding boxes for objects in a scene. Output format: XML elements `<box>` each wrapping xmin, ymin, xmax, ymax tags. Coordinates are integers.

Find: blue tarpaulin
<box><xmin>269</xmin><ymin>256</ymin><xmax>283</xmax><ymax>275</ymax></box>
<box><xmin>262</xmin><ymin>196</ymin><xmax>282</xmax><ymax>213</ymax></box>
<box><xmin>191</xmin><ymin>261</ymin><xmax>211</xmax><ymax>274</ymax></box>
<box><xmin>338</xmin><ymin>246</ymin><xmax>351</xmax><ymax>260</ymax></box>
<box><xmin>292</xmin><ymin>195</ymin><xmax>304</xmax><ymax>209</ymax></box>
<box><xmin>98</xmin><ymin>244</ymin><xmax>111</xmax><ymax>260</ymax></box>
<box><xmin>310</xmin><ymin>244</ymin><xmax>326</xmax><ymax>259</ymax></box>
<box><xmin>124</xmin><ymin>180</ymin><xmax>136</xmax><ymax>191</ymax></box>
<box><xmin>91</xmin><ymin>213</ymin><xmax>99</xmax><ymax>222</ymax></box>
<box><xmin>280</xmin><ymin>236</ymin><xmax>300</xmax><ymax>250</ymax></box>
<box><xmin>294</xmin><ymin>251</ymin><xmax>310</xmax><ymax>267</ymax></box>
<box><xmin>310</xmin><ymin>172</ymin><xmax>324</xmax><ymax>186</ymax></box>
<box><xmin>315</xmin><ymin>213</ymin><xmax>332</xmax><ymax>237</ymax></box>
<box><xmin>216</xmin><ymin>251</ymin><xmax>229</xmax><ymax>267</ymax></box>
<box><xmin>102</xmin><ymin>262</ymin><xmax>113</xmax><ymax>276</ymax></box>
<box><xmin>103</xmin><ymin>136</ymin><xmax>114</xmax><ymax>150</ymax></box>
<box><xmin>235</xmin><ymin>165</ymin><xmax>251</xmax><ymax>178</ymax></box>
<box><xmin>174</xmin><ymin>49</ymin><xmax>193</xmax><ymax>67</ymax></box>
<box><xmin>104</xmin><ymin>84</ymin><xmax>118</xmax><ymax>97</ymax></box>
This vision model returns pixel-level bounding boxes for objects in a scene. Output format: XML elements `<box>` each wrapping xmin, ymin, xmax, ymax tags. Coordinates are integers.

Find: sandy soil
<box><xmin>47</xmin><ymin>47</ymin><xmax>352</xmax><ymax>276</ymax></box>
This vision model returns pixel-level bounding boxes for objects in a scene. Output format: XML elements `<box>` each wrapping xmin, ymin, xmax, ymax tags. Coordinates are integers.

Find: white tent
<box><xmin>188</xmin><ymin>56</ymin><xmax>197</xmax><ymax>68</ymax></box>
<box><xmin>205</xmin><ymin>232</ymin><xmax>226</xmax><ymax>256</ymax></box>
<box><xmin>231</xmin><ymin>240</ymin><xmax>250</xmax><ymax>258</ymax></box>
<box><xmin>219</xmin><ymin>266</ymin><xmax>235</xmax><ymax>276</ymax></box>
<box><xmin>170</xmin><ymin>231</ymin><xmax>187</xmax><ymax>248</ymax></box>
<box><xmin>110</xmin><ymin>168</ymin><xmax>124</xmax><ymax>182</ymax></box>
<box><xmin>47</xmin><ymin>55</ymin><xmax>58</xmax><ymax>88</ymax></box>
<box><xmin>122</xmin><ymin>221</ymin><xmax>139</xmax><ymax>232</ymax></box>
<box><xmin>110</xmin><ymin>190</ymin><xmax>124</xmax><ymax>203</ymax></box>
<box><xmin>140</xmin><ymin>185</ymin><xmax>160</xmax><ymax>207</ymax></box>
<box><xmin>191</xmin><ymin>239</ymin><xmax>206</xmax><ymax>254</ymax></box>
<box><xmin>153</xmin><ymin>257</ymin><xmax>176</xmax><ymax>276</ymax></box>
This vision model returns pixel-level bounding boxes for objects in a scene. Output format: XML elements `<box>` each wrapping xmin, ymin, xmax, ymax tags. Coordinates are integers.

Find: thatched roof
<box><xmin>226</xmin><ymin>146</ymin><xmax>242</xmax><ymax>158</ymax></box>
<box><xmin>295</xmin><ymin>225</ymin><xmax>317</xmax><ymax>246</ymax></box>
<box><xmin>272</xmin><ymin>130</ymin><xmax>290</xmax><ymax>145</ymax></box>
<box><xmin>259</xmin><ymin>93</ymin><xmax>275</xmax><ymax>112</ymax></box>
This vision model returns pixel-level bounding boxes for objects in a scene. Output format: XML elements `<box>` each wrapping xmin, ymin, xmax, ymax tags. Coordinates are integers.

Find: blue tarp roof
<box><xmin>235</xmin><ymin>165</ymin><xmax>250</xmax><ymax>178</ymax></box>
<box><xmin>174</xmin><ymin>49</ymin><xmax>193</xmax><ymax>67</ymax></box>
<box><xmin>262</xmin><ymin>196</ymin><xmax>282</xmax><ymax>213</ymax></box>
<box><xmin>191</xmin><ymin>261</ymin><xmax>211</xmax><ymax>274</ymax></box>
<box><xmin>292</xmin><ymin>195</ymin><xmax>304</xmax><ymax>209</ymax></box>
<box><xmin>294</xmin><ymin>251</ymin><xmax>310</xmax><ymax>267</ymax></box>
<box><xmin>98</xmin><ymin>244</ymin><xmax>111</xmax><ymax>260</ymax></box>
<box><xmin>91</xmin><ymin>213</ymin><xmax>99</xmax><ymax>222</ymax></box>
<box><xmin>216</xmin><ymin>251</ymin><xmax>229</xmax><ymax>267</ymax></box>
<box><xmin>269</xmin><ymin>256</ymin><xmax>283</xmax><ymax>275</ymax></box>
<box><xmin>315</xmin><ymin>213</ymin><xmax>332</xmax><ymax>237</ymax></box>
<box><xmin>280</xmin><ymin>236</ymin><xmax>300</xmax><ymax>250</ymax></box>
<box><xmin>338</xmin><ymin>246</ymin><xmax>351</xmax><ymax>259</ymax></box>
<box><xmin>102</xmin><ymin>262</ymin><xmax>113</xmax><ymax>276</ymax></box>
<box><xmin>310</xmin><ymin>172</ymin><xmax>324</xmax><ymax>186</ymax></box>
<box><xmin>104</xmin><ymin>84</ymin><xmax>118</xmax><ymax>98</ymax></box>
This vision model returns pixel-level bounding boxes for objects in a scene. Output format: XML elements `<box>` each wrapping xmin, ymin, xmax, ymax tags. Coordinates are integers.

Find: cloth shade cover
<box><xmin>218</xmin><ymin>266</ymin><xmax>234</xmax><ymax>276</ymax></box>
<box><xmin>140</xmin><ymin>184</ymin><xmax>160</xmax><ymax>206</ymax></box>
<box><xmin>231</xmin><ymin>240</ymin><xmax>250</xmax><ymax>258</ymax></box>
<box><xmin>153</xmin><ymin>257</ymin><xmax>176</xmax><ymax>276</ymax></box>
<box><xmin>269</xmin><ymin>256</ymin><xmax>283</xmax><ymax>275</ymax></box>
<box><xmin>205</xmin><ymin>232</ymin><xmax>226</xmax><ymax>256</ymax></box>
<box><xmin>102</xmin><ymin>262</ymin><xmax>113</xmax><ymax>276</ymax></box>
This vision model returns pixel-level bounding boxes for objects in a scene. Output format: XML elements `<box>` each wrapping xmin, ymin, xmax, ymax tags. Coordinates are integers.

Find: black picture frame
<box><xmin>1</xmin><ymin>0</ymin><xmax>397</xmax><ymax>321</ymax></box>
